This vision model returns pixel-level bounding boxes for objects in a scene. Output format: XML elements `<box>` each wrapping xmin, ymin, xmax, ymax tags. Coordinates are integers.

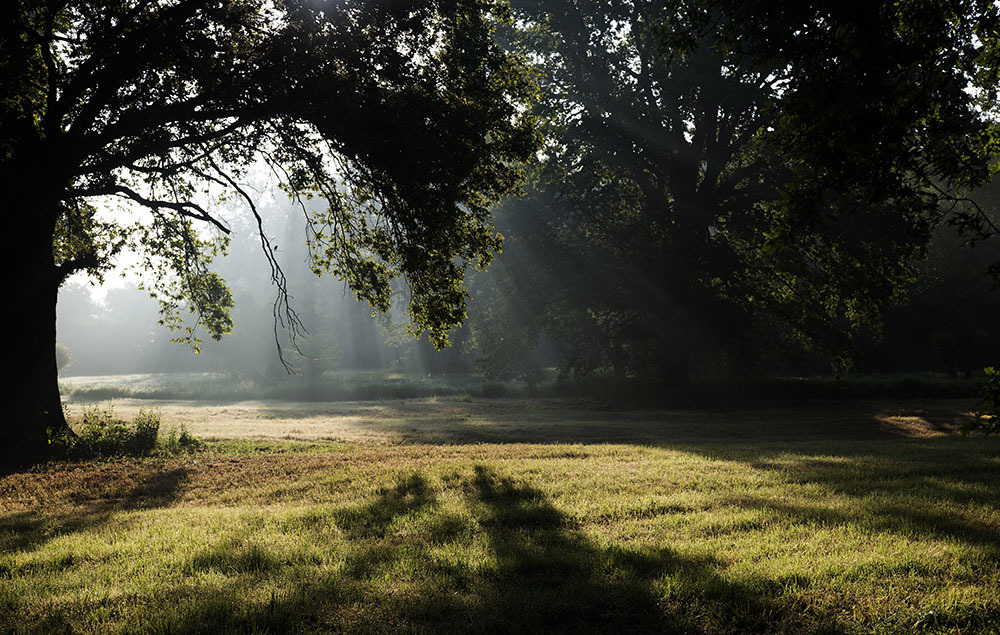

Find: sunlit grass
<box><xmin>3</xmin><ymin>434</ymin><xmax>999</xmax><ymax>633</ymax></box>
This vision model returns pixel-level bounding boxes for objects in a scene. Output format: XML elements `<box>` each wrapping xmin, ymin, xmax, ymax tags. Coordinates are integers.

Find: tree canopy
<box><xmin>472</xmin><ymin>0</ymin><xmax>1000</xmax><ymax>386</ymax></box>
<box><xmin>0</xmin><ymin>0</ymin><xmax>538</xmax><ymax>466</ymax></box>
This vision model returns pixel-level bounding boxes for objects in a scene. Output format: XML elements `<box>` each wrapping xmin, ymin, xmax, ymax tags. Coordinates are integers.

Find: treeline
<box><xmin>57</xmin><ymin>201</ymin><xmax>477</xmax><ymax>380</ymax></box>
<box><xmin>57</xmin><ymin>0</ymin><xmax>1000</xmax><ymax>386</ymax></box>
<box><xmin>57</xmin><ymin>196</ymin><xmax>1000</xmax><ymax>383</ymax></box>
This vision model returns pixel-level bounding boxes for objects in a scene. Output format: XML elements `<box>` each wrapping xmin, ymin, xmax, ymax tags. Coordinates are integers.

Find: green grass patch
<box><xmin>60</xmin><ymin>403</ymin><xmax>202</xmax><ymax>460</ymax></box>
<box><xmin>60</xmin><ymin>371</ymin><xmax>985</xmax><ymax>407</ymax></box>
<box><xmin>64</xmin><ymin>403</ymin><xmax>160</xmax><ymax>458</ymax></box>
<box><xmin>60</xmin><ymin>371</ymin><xmax>512</xmax><ymax>403</ymax></box>
<box><xmin>2</xmin><ymin>434</ymin><xmax>999</xmax><ymax>633</ymax></box>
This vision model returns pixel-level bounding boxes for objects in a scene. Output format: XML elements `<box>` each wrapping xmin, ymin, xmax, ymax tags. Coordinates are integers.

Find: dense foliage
<box><xmin>0</xmin><ymin>0</ymin><xmax>538</xmax><ymax>465</ymax></box>
<box><xmin>473</xmin><ymin>0</ymin><xmax>1000</xmax><ymax>384</ymax></box>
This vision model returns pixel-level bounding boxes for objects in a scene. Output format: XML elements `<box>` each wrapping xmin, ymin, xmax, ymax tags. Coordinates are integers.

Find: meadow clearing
<box><xmin>2</xmin><ymin>391</ymin><xmax>999</xmax><ymax>634</ymax></box>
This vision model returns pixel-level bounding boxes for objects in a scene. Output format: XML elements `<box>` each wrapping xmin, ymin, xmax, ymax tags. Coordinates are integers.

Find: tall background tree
<box><xmin>0</xmin><ymin>0</ymin><xmax>537</xmax><ymax>467</ymax></box>
<box><xmin>472</xmin><ymin>0</ymin><xmax>1000</xmax><ymax>389</ymax></box>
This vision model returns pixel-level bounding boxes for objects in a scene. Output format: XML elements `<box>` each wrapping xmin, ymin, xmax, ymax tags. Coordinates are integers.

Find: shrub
<box><xmin>132</xmin><ymin>409</ymin><xmax>161</xmax><ymax>451</ymax></box>
<box><xmin>162</xmin><ymin>424</ymin><xmax>201</xmax><ymax>453</ymax></box>
<box><xmin>967</xmin><ymin>367</ymin><xmax>1000</xmax><ymax>435</ymax></box>
<box><xmin>67</xmin><ymin>386</ymin><xmax>136</xmax><ymax>402</ymax></box>
<box><xmin>74</xmin><ymin>403</ymin><xmax>160</xmax><ymax>457</ymax></box>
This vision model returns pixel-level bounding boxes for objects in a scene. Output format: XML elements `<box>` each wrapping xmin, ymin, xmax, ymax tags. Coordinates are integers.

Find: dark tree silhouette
<box><xmin>0</xmin><ymin>0</ymin><xmax>537</xmax><ymax>467</ymax></box>
<box><xmin>473</xmin><ymin>0</ymin><xmax>999</xmax><ymax>385</ymax></box>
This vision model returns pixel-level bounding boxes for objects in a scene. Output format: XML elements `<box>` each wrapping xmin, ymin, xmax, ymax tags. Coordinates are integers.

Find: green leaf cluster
<box><xmin>1</xmin><ymin>0</ymin><xmax>539</xmax><ymax>359</ymax></box>
<box><xmin>474</xmin><ymin>0</ymin><xmax>1000</xmax><ymax>381</ymax></box>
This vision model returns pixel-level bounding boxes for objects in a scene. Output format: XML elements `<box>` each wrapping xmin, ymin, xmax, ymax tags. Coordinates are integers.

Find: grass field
<box><xmin>3</xmin><ymin>395</ymin><xmax>1000</xmax><ymax>633</ymax></box>
<box><xmin>58</xmin><ymin>370</ymin><xmax>984</xmax><ymax>404</ymax></box>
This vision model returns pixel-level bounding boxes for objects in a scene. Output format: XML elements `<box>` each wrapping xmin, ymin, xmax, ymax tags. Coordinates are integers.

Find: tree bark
<box><xmin>0</xmin><ymin>278</ymin><xmax>67</xmax><ymax>471</ymax></box>
<box><xmin>0</xmin><ymin>182</ymin><xmax>71</xmax><ymax>472</ymax></box>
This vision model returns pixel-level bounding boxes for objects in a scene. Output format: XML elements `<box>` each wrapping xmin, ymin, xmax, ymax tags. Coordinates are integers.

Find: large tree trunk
<box><xmin>0</xmin><ymin>278</ymin><xmax>67</xmax><ymax>470</ymax></box>
<box><xmin>0</xmin><ymin>184</ymin><xmax>71</xmax><ymax>472</ymax></box>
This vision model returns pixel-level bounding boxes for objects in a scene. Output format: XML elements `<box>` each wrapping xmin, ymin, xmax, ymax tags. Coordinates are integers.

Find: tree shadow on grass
<box><xmin>677</xmin><ymin>442</ymin><xmax>1000</xmax><ymax>633</ymax></box>
<box><xmin>164</xmin><ymin>468</ymin><xmax>847</xmax><ymax>634</ymax></box>
<box><xmin>695</xmin><ymin>441</ymin><xmax>1000</xmax><ymax>557</ymax></box>
<box><xmin>0</xmin><ymin>467</ymin><xmax>189</xmax><ymax>555</ymax></box>
<box><xmin>334</xmin><ymin>473</ymin><xmax>436</xmax><ymax>540</ymax></box>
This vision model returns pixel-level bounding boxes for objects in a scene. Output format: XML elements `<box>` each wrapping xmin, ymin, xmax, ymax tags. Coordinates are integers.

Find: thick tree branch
<box><xmin>76</xmin><ymin>116</ymin><xmax>254</xmax><ymax>178</ymax></box>
<box><xmin>62</xmin><ymin>0</ymin><xmax>204</xmax><ymax>138</ymax></box>
<box><xmin>70</xmin><ymin>183</ymin><xmax>231</xmax><ymax>234</ymax></box>
<box><xmin>40</xmin><ymin>6</ymin><xmax>61</xmax><ymax>139</ymax></box>
<box><xmin>55</xmin><ymin>251</ymin><xmax>99</xmax><ymax>280</ymax></box>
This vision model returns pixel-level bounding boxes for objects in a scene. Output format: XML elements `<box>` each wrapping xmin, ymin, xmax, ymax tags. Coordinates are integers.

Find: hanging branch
<box><xmin>204</xmin><ymin>152</ymin><xmax>306</xmax><ymax>373</ymax></box>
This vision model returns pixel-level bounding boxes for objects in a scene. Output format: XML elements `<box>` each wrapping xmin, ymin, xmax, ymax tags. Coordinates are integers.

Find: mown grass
<box><xmin>2</xmin><ymin>429</ymin><xmax>1000</xmax><ymax>634</ymax></box>
<box><xmin>66</xmin><ymin>395</ymin><xmax>975</xmax><ymax>445</ymax></box>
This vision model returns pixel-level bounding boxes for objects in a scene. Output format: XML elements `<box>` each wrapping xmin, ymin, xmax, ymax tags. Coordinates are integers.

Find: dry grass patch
<box><xmin>67</xmin><ymin>396</ymin><xmax>977</xmax><ymax>445</ymax></box>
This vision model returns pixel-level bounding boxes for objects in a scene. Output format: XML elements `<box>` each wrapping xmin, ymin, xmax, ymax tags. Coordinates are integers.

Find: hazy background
<box><xmin>55</xmin><ymin>190</ymin><xmax>1000</xmax><ymax>390</ymax></box>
